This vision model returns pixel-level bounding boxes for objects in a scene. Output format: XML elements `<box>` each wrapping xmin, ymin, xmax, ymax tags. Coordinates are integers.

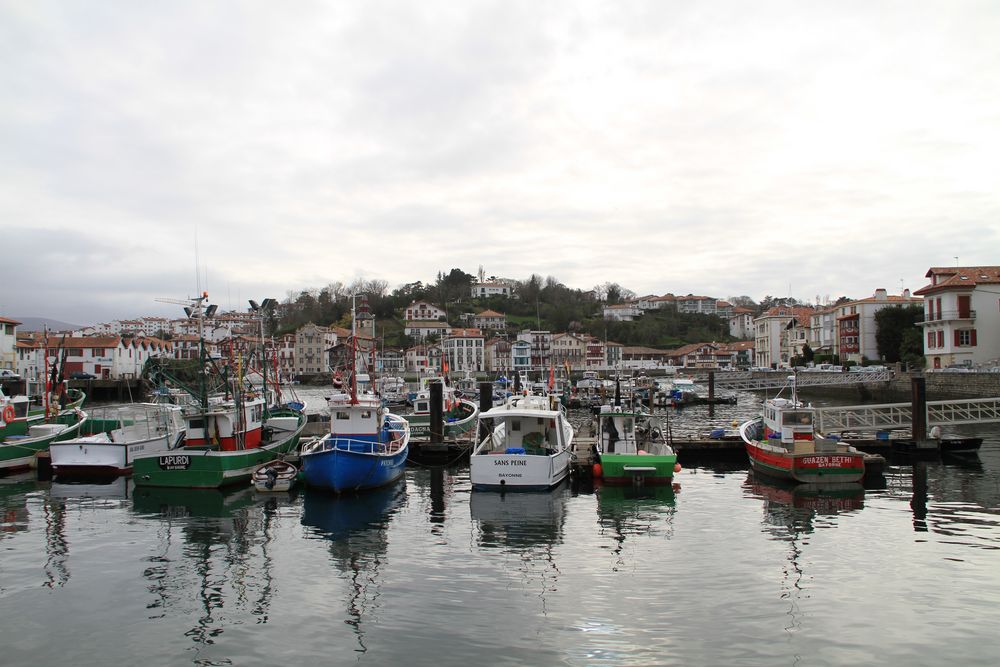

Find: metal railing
<box><xmin>815</xmin><ymin>397</ymin><xmax>1000</xmax><ymax>433</ymax></box>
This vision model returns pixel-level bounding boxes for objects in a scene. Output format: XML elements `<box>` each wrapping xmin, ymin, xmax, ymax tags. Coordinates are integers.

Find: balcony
<box><xmin>923</xmin><ymin>310</ymin><xmax>976</xmax><ymax>323</ymax></box>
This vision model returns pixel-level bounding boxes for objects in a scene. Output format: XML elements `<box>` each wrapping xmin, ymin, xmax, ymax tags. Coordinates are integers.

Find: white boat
<box><xmin>50</xmin><ymin>403</ymin><xmax>186</xmax><ymax>476</ymax></box>
<box><xmin>469</xmin><ymin>393</ymin><xmax>573</xmax><ymax>491</ymax></box>
<box><xmin>252</xmin><ymin>459</ymin><xmax>298</xmax><ymax>492</ymax></box>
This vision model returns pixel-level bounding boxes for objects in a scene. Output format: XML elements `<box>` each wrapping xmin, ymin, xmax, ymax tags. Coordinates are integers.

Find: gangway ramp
<box><xmin>815</xmin><ymin>397</ymin><xmax>1000</xmax><ymax>433</ymax></box>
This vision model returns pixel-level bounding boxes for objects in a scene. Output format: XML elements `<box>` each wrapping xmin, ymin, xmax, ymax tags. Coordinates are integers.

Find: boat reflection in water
<box><xmin>469</xmin><ymin>481</ymin><xmax>570</xmax><ymax>550</ymax></box>
<box><xmin>50</xmin><ymin>476</ymin><xmax>130</xmax><ymax>502</ymax></box>
<box><xmin>1</xmin><ymin>473</ymin><xmax>40</xmax><ymax>538</ymax></box>
<box><xmin>132</xmin><ymin>485</ymin><xmax>285</xmax><ymax>662</ymax></box>
<box><xmin>300</xmin><ymin>481</ymin><xmax>408</xmax><ymax>655</ymax></box>
<box><xmin>469</xmin><ymin>482</ymin><xmax>571</xmax><ymax>613</ymax></box>
<box><xmin>743</xmin><ymin>472</ymin><xmax>865</xmax><ymax>631</ymax></box>
<box><xmin>744</xmin><ymin>472</ymin><xmax>865</xmax><ymax>533</ymax></box>
<box><xmin>595</xmin><ymin>481</ymin><xmax>679</xmax><ymax>571</ymax></box>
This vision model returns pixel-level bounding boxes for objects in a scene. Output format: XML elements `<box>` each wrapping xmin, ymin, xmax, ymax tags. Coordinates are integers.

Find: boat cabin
<box><xmin>762</xmin><ymin>398</ymin><xmax>814</xmax><ymax>446</ymax></box>
<box><xmin>185</xmin><ymin>395</ymin><xmax>264</xmax><ymax>450</ymax></box>
<box><xmin>597</xmin><ymin>408</ymin><xmax>639</xmax><ymax>454</ymax></box>
<box><xmin>328</xmin><ymin>394</ymin><xmax>385</xmax><ymax>441</ymax></box>
<box><xmin>480</xmin><ymin>395</ymin><xmax>564</xmax><ymax>456</ymax></box>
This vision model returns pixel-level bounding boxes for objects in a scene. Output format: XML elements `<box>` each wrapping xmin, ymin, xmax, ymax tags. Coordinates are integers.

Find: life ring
<box><xmin>2</xmin><ymin>405</ymin><xmax>15</xmax><ymax>422</ymax></box>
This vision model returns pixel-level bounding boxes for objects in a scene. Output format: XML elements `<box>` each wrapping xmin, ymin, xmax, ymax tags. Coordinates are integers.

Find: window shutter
<box><xmin>971</xmin><ymin>329</ymin><xmax>977</xmax><ymax>346</ymax></box>
<box><xmin>954</xmin><ymin>330</ymin><xmax>961</xmax><ymax>346</ymax></box>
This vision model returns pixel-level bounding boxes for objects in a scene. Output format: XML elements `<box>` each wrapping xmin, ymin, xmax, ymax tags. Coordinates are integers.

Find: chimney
<box><xmin>903</xmin><ymin>288</ymin><xmax>911</xmax><ymax>298</ymax></box>
<box><xmin>874</xmin><ymin>288</ymin><xmax>888</xmax><ymax>300</ymax></box>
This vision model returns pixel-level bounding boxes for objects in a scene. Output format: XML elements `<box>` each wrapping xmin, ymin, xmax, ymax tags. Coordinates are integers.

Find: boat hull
<box><xmin>744</xmin><ymin>440</ymin><xmax>865</xmax><ymax>484</ymax></box>
<box><xmin>599</xmin><ymin>452</ymin><xmax>677</xmax><ymax>485</ymax></box>
<box><xmin>132</xmin><ymin>413</ymin><xmax>306</xmax><ymax>489</ymax></box>
<box><xmin>469</xmin><ymin>451</ymin><xmax>571</xmax><ymax>491</ymax></box>
<box><xmin>406</xmin><ymin>415</ymin><xmax>478</xmax><ymax>439</ymax></box>
<box><xmin>300</xmin><ymin>439</ymin><xmax>408</xmax><ymax>493</ymax></box>
<box><xmin>0</xmin><ymin>412</ymin><xmax>87</xmax><ymax>473</ymax></box>
<box><xmin>406</xmin><ymin>400</ymin><xmax>479</xmax><ymax>439</ymax></box>
<box><xmin>50</xmin><ymin>431</ymin><xmax>184</xmax><ymax>476</ymax></box>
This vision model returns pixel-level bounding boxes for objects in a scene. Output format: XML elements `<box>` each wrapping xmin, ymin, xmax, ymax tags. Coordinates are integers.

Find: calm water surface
<box><xmin>2</xmin><ymin>392</ymin><xmax>999</xmax><ymax>666</ymax></box>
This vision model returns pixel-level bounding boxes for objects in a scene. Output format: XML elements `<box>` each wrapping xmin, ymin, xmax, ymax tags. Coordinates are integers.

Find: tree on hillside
<box><xmin>593</xmin><ymin>282</ymin><xmax>636</xmax><ymax>304</ymax></box>
<box><xmin>875</xmin><ymin>304</ymin><xmax>923</xmax><ymax>363</ymax></box>
<box><xmin>434</xmin><ymin>268</ymin><xmax>475</xmax><ymax>305</ymax></box>
<box><xmin>728</xmin><ymin>295</ymin><xmax>758</xmax><ymax>310</ymax></box>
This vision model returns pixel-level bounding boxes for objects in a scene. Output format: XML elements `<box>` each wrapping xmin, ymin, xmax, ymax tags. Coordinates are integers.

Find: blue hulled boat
<box><xmin>300</xmin><ymin>391</ymin><xmax>409</xmax><ymax>493</ymax></box>
<box><xmin>299</xmin><ymin>299</ymin><xmax>409</xmax><ymax>494</ymax></box>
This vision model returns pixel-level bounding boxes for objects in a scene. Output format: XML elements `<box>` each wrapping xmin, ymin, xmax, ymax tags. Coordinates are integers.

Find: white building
<box><xmin>294</xmin><ymin>323</ymin><xmax>332</xmax><ymax>375</ymax></box>
<box><xmin>808</xmin><ymin>306</ymin><xmax>839</xmax><ymax>356</ymax></box>
<box><xmin>551</xmin><ymin>333</ymin><xmax>588</xmax><ymax>371</ymax></box>
<box><xmin>405</xmin><ymin>344</ymin><xmax>442</xmax><ymax>374</ymax></box>
<box><xmin>441</xmin><ymin>328</ymin><xmax>484</xmax><ymax>373</ymax></box>
<box><xmin>484</xmin><ymin>338</ymin><xmax>511</xmax><ymax>373</ymax></box>
<box><xmin>728</xmin><ymin>308</ymin><xmax>755</xmax><ymax>339</ymax></box>
<box><xmin>517</xmin><ymin>330</ymin><xmax>552</xmax><ymax>370</ymax></box>
<box><xmin>404</xmin><ymin>321</ymin><xmax>454</xmax><ymax>341</ymax></box>
<box><xmin>404</xmin><ymin>301</ymin><xmax>446</xmax><ymax>322</ymax></box>
<box><xmin>754</xmin><ymin>306</ymin><xmax>815</xmax><ymax>368</ymax></box>
<box><xmin>470</xmin><ymin>281</ymin><xmax>513</xmax><ymax>299</ymax></box>
<box><xmin>17</xmin><ymin>335</ymin><xmax>173</xmax><ymax>381</ymax></box>
<box><xmin>602</xmin><ymin>303</ymin><xmax>642</xmax><ymax>321</ymax></box>
<box><xmin>0</xmin><ymin>316</ymin><xmax>19</xmax><ymax>372</ymax></box>
<box><xmin>915</xmin><ymin>266</ymin><xmax>1000</xmax><ymax>369</ymax></box>
<box><xmin>511</xmin><ymin>340</ymin><xmax>532</xmax><ymax>373</ymax></box>
<box><xmin>836</xmin><ymin>288</ymin><xmax>921</xmax><ymax>364</ymax></box>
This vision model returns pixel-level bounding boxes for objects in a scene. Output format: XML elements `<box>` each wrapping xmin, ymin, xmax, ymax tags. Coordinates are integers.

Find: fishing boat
<box><xmin>594</xmin><ymin>394</ymin><xmax>678</xmax><ymax>486</ymax></box>
<box><xmin>469</xmin><ymin>392</ymin><xmax>573</xmax><ymax>491</ymax></box>
<box><xmin>49</xmin><ymin>403</ymin><xmax>186</xmax><ymax>477</ymax></box>
<box><xmin>405</xmin><ymin>375</ymin><xmax>479</xmax><ymax>440</ymax></box>
<box><xmin>739</xmin><ymin>376</ymin><xmax>865</xmax><ymax>484</ymax></box>
<box><xmin>132</xmin><ymin>293</ymin><xmax>307</xmax><ymax>489</ymax></box>
<box><xmin>299</xmin><ymin>300</ymin><xmax>410</xmax><ymax>494</ymax></box>
<box><xmin>668</xmin><ymin>377</ymin><xmax>700</xmax><ymax>407</ymax></box>
<box><xmin>252</xmin><ymin>459</ymin><xmax>298</xmax><ymax>492</ymax></box>
<box><xmin>1</xmin><ymin>393</ymin><xmax>88</xmax><ymax>474</ymax></box>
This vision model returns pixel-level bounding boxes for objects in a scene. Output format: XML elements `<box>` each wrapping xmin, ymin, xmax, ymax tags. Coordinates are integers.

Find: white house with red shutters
<box><xmin>16</xmin><ymin>335</ymin><xmax>174</xmax><ymax>380</ymax></box>
<box><xmin>404</xmin><ymin>301</ymin><xmax>446</xmax><ymax>322</ymax></box>
<box><xmin>915</xmin><ymin>266</ymin><xmax>1000</xmax><ymax>369</ymax></box>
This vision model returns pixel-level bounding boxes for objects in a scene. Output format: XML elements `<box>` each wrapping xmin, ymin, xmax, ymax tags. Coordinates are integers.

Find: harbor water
<box><xmin>2</xmin><ymin>390</ymin><xmax>999</xmax><ymax>666</ymax></box>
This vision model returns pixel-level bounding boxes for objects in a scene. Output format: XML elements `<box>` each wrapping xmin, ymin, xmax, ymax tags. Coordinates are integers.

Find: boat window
<box><xmin>511</xmin><ymin>419</ymin><xmax>521</xmax><ymax>431</ymax></box>
<box><xmin>361</xmin><ymin>410</ymin><xmax>372</xmax><ymax>418</ymax></box>
<box><xmin>189</xmin><ymin>418</ymin><xmax>205</xmax><ymax>429</ymax></box>
<box><xmin>336</xmin><ymin>411</ymin><xmax>351</xmax><ymax>420</ymax></box>
<box><xmin>784</xmin><ymin>411</ymin><xmax>812</xmax><ymax>425</ymax></box>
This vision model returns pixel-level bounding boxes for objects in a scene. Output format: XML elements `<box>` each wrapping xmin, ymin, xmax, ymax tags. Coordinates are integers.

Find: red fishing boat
<box><xmin>739</xmin><ymin>376</ymin><xmax>865</xmax><ymax>484</ymax></box>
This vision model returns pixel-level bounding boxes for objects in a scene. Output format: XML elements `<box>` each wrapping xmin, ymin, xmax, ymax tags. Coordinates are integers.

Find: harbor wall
<box><xmin>795</xmin><ymin>372</ymin><xmax>1000</xmax><ymax>402</ymax></box>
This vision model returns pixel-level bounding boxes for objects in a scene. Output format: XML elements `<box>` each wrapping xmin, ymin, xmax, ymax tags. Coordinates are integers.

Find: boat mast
<box><xmin>350</xmin><ymin>293</ymin><xmax>358</xmax><ymax>405</ymax></box>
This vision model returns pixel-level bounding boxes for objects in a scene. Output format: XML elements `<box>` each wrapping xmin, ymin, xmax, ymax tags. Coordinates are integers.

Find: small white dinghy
<box><xmin>252</xmin><ymin>459</ymin><xmax>298</xmax><ymax>492</ymax></box>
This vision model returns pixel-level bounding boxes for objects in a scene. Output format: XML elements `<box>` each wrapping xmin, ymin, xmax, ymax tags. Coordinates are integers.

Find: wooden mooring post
<box><xmin>429</xmin><ymin>380</ymin><xmax>444</xmax><ymax>444</ymax></box>
<box><xmin>478</xmin><ymin>382</ymin><xmax>493</xmax><ymax>444</ymax></box>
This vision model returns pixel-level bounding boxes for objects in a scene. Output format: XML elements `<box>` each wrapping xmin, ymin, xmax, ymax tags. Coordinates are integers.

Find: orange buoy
<box><xmin>673</xmin><ymin>462</ymin><xmax>682</xmax><ymax>473</ymax></box>
<box><xmin>592</xmin><ymin>463</ymin><xmax>603</xmax><ymax>478</ymax></box>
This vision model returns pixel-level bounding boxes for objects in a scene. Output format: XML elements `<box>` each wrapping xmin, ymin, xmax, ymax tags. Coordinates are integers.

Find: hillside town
<box><xmin>2</xmin><ymin>265</ymin><xmax>999</xmax><ymax>383</ymax></box>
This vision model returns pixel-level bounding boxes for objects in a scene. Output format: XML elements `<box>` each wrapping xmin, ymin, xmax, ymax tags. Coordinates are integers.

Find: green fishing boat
<box><xmin>594</xmin><ymin>384</ymin><xmax>677</xmax><ymax>485</ymax></box>
<box><xmin>131</xmin><ymin>294</ymin><xmax>307</xmax><ymax>489</ymax></box>
<box><xmin>1</xmin><ymin>397</ymin><xmax>88</xmax><ymax>473</ymax></box>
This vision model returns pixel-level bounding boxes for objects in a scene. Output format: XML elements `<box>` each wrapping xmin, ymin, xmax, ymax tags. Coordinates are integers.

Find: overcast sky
<box><xmin>3</xmin><ymin>0</ymin><xmax>999</xmax><ymax>325</ymax></box>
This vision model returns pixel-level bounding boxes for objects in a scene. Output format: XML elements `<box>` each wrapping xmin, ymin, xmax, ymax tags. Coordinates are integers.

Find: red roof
<box><xmin>914</xmin><ymin>266</ymin><xmax>1000</xmax><ymax>295</ymax></box>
